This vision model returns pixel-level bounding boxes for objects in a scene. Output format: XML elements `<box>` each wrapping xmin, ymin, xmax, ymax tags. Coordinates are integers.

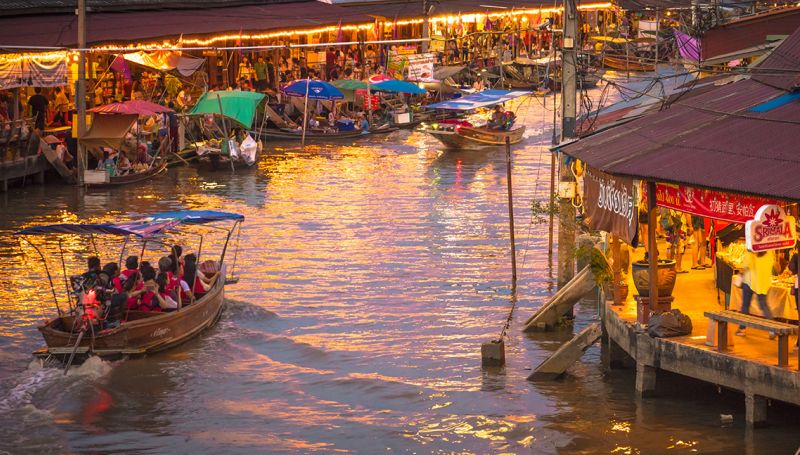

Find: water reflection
<box><xmin>0</xmin><ymin>82</ymin><xmax>797</xmax><ymax>453</ymax></box>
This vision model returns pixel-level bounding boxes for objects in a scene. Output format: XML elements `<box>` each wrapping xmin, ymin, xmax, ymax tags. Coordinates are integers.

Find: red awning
<box><xmin>0</xmin><ymin>2</ymin><xmax>373</xmax><ymax>49</ymax></box>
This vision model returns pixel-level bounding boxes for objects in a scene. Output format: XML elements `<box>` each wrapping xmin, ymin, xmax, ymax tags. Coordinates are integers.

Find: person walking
<box><xmin>27</xmin><ymin>87</ymin><xmax>49</xmax><ymax>130</ymax></box>
<box><xmin>690</xmin><ymin>215</ymin><xmax>709</xmax><ymax>269</ymax></box>
<box><xmin>736</xmin><ymin>249</ymin><xmax>778</xmax><ymax>337</ymax></box>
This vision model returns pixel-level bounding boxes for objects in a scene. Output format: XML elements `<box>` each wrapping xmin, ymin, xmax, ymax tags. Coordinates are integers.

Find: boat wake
<box><xmin>223</xmin><ymin>298</ymin><xmax>279</xmax><ymax>321</ymax></box>
<box><xmin>0</xmin><ymin>356</ymin><xmax>112</xmax><ymax>413</ymax></box>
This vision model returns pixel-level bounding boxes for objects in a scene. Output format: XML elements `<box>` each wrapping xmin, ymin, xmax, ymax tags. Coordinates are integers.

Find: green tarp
<box><xmin>332</xmin><ymin>79</ymin><xmax>368</xmax><ymax>91</ymax></box>
<box><xmin>190</xmin><ymin>90</ymin><xmax>266</xmax><ymax>129</ymax></box>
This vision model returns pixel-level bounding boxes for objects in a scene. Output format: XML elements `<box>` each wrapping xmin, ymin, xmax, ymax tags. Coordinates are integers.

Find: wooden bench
<box><xmin>705</xmin><ymin>310</ymin><xmax>798</xmax><ymax>367</ymax></box>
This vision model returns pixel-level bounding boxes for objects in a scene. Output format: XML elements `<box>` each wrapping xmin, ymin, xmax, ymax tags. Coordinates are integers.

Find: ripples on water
<box><xmin>0</xmin><ymin>78</ymin><xmax>798</xmax><ymax>453</ymax></box>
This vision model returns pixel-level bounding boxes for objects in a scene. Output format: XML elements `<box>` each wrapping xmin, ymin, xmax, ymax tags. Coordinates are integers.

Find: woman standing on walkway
<box><xmin>737</xmin><ymin>249</ymin><xmax>778</xmax><ymax>336</ymax></box>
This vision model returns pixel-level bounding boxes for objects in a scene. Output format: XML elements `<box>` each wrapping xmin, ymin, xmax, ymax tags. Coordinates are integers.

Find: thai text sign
<box><xmin>745</xmin><ymin>205</ymin><xmax>797</xmax><ymax>252</ymax></box>
<box><xmin>584</xmin><ymin>167</ymin><xmax>638</xmax><ymax>244</ymax></box>
<box><xmin>651</xmin><ymin>184</ymin><xmax>777</xmax><ymax>224</ymax></box>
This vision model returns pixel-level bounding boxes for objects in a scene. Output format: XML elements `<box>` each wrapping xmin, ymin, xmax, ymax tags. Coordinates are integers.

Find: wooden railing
<box><xmin>0</xmin><ymin>118</ymin><xmax>37</xmax><ymax>163</ymax></box>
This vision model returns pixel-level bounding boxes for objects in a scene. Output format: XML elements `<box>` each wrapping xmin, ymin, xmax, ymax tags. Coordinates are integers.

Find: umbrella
<box><xmin>372</xmin><ymin>79</ymin><xmax>426</xmax><ymax>95</ymax></box>
<box><xmin>282</xmin><ymin>80</ymin><xmax>344</xmax><ymax>146</ymax></box>
<box><xmin>368</xmin><ymin>74</ymin><xmax>392</xmax><ymax>84</ymax></box>
<box><xmin>189</xmin><ymin>90</ymin><xmax>266</xmax><ymax>129</ymax></box>
<box><xmin>282</xmin><ymin>79</ymin><xmax>344</xmax><ymax>100</ymax></box>
<box><xmin>332</xmin><ymin>79</ymin><xmax>369</xmax><ymax>91</ymax></box>
<box><xmin>88</xmin><ymin>100</ymin><xmax>174</xmax><ymax>116</ymax></box>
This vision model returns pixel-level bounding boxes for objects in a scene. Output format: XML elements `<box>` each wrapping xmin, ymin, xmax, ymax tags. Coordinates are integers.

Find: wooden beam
<box><xmin>647</xmin><ymin>181</ymin><xmax>660</xmax><ymax>310</ymax></box>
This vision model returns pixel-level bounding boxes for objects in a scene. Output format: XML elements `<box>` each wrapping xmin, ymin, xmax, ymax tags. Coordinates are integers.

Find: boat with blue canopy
<box><xmin>15</xmin><ymin>210</ymin><xmax>244</xmax><ymax>367</ymax></box>
<box><xmin>420</xmin><ymin>90</ymin><xmax>529</xmax><ymax>149</ymax></box>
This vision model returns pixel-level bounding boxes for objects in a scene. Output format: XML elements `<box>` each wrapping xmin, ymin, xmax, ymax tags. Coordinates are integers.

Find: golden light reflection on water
<box><xmin>0</xmin><ymin>86</ymin><xmax>778</xmax><ymax>454</ymax></box>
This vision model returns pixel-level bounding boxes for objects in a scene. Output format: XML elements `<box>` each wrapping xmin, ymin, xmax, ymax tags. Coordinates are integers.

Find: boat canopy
<box><xmin>189</xmin><ymin>90</ymin><xmax>266</xmax><ymax>129</ymax></box>
<box><xmin>425</xmin><ymin>90</ymin><xmax>530</xmax><ymax>110</ymax></box>
<box><xmin>79</xmin><ymin>113</ymin><xmax>137</xmax><ymax>153</ymax></box>
<box><xmin>15</xmin><ymin>210</ymin><xmax>244</xmax><ymax>238</ymax></box>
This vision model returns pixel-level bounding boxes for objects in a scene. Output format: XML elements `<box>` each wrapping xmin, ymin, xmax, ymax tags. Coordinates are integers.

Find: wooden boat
<box><xmin>166</xmin><ymin>148</ymin><xmax>199</xmax><ymax>167</ymax></box>
<box><xmin>260</xmin><ymin>128</ymin><xmax>366</xmax><ymax>140</ymax></box>
<box><xmin>17</xmin><ymin>210</ymin><xmax>244</xmax><ymax>364</ymax></box>
<box><xmin>85</xmin><ymin>160</ymin><xmax>167</xmax><ymax>189</ymax></box>
<box><xmin>35</xmin><ymin>276</ymin><xmax>225</xmax><ymax>360</ymax></box>
<box><xmin>603</xmin><ymin>55</ymin><xmax>655</xmax><ymax>72</ymax></box>
<box><xmin>426</xmin><ymin>125</ymin><xmax>526</xmax><ymax>150</ymax></box>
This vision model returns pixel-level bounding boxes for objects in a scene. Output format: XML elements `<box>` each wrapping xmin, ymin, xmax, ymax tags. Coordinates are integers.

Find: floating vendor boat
<box><xmin>16</xmin><ymin>210</ymin><xmax>244</xmax><ymax>366</ymax></box>
<box><xmin>602</xmin><ymin>55</ymin><xmax>655</xmax><ymax>72</ymax></box>
<box><xmin>188</xmin><ymin>90</ymin><xmax>266</xmax><ymax>170</ymax></box>
<box><xmin>260</xmin><ymin>127</ymin><xmax>366</xmax><ymax>140</ymax></box>
<box><xmin>420</xmin><ymin>90</ymin><xmax>529</xmax><ymax>150</ymax></box>
<box><xmin>79</xmin><ymin>112</ymin><xmax>169</xmax><ymax>188</ymax></box>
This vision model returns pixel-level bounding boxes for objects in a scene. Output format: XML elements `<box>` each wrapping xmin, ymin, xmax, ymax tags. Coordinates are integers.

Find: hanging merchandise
<box><xmin>0</xmin><ymin>53</ymin><xmax>68</xmax><ymax>90</ymax></box>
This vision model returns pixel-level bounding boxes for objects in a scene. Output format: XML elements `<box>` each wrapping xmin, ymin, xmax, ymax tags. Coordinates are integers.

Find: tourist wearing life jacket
<box><xmin>154</xmin><ymin>272</ymin><xmax>180</xmax><ymax>311</ymax></box>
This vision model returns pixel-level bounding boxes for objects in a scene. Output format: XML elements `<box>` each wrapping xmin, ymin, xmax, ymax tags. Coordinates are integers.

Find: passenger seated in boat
<box><xmin>103</xmin><ymin>262</ymin><xmax>121</xmax><ymax>293</ymax></box>
<box><xmin>122</xmin><ymin>270</ymin><xmax>145</xmax><ymax>311</ymax></box>
<box><xmin>116</xmin><ymin>152</ymin><xmax>132</xmax><ymax>175</ymax></box>
<box><xmin>121</xmin><ymin>255</ymin><xmax>139</xmax><ymax>281</ymax></box>
<box><xmin>184</xmin><ymin>254</ymin><xmax>219</xmax><ymax>298</ymax></box>
<box><xmin>488</xmin><ymin>105</ymin><xmax>507</xmax><ymax>130</ymax></box>
<box><xmin>155</xmin><ymin>272</ymin><xmax>181</xmax><ymax>311</ymax></box>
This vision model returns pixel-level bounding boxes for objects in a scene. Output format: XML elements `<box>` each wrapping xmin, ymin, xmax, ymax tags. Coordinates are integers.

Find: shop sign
<box><xmin>584</xmin><ymin>167</ymin><xmax>638</xmax><ymax>245</ymax></box>
<box><xmin>406</xmin><ymin>53</ymin><xmax>435</xmax><ymax>81</ymax></box>
<box><xmin>745</xmin><ymin>205</ymin><xmax>797</xmax><ymax>252</ymax></box>
<box><xmin>647</xmin><ymin>183</ymin><xmax>777</xmax><ymax>224</ymax></box>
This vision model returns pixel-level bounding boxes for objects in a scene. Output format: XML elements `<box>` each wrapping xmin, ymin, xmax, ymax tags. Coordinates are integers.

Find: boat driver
<box><xmin>489</xmin><ymin>105</ymin><xmax>507</xmax><ymax>130</ymax></box>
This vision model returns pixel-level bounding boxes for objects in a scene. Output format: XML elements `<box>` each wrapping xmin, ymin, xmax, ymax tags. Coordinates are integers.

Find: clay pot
<box><xmin>612</xmin><ymin>282</ymin><xmax>629</xmax><ymax>305</ymax></box>
<box><xmin>631</xmin><ymin>259</ymin><xmax>677</xmax><ymax>297</ymax></box>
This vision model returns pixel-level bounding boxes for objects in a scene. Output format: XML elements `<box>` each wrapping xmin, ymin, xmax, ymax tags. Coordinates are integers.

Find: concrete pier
<box><xmin>604</xmin><ymin>301</ymin><xmax>800</xmax><ymax>427</ymax></box>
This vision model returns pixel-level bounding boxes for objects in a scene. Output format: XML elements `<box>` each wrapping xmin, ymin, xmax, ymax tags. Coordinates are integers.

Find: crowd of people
<box><xmin>76</xmin><ymin>246</ymin><xmax>220</xmax><ymax>329</ymax></box>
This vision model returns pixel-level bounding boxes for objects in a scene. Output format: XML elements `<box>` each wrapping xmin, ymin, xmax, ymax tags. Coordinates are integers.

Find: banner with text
<box><xmin>648</xmin><ymin>183</ymin><xmax>778</xmax><ymax>224</ymax></box>
<box><xmin>406</xmin><ymin>53</ymin><xmax>436</xmax><ymax>82</ymax></box>
<box><xmin>584</xmin><ymin>167</ymin><xmax>638</xmax><ymax>245</ymax></box>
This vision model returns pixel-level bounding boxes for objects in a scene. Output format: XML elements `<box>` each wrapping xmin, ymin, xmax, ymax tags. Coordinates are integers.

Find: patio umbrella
<box><xmin>89</xmin><ymin>100</ymin><xmax>174</xmax><ymax>116</ymax></box>
<box><xmin>282</xmin><ymin>79</ymin><xmax>344</xmax><ymax>145</ymax></box>
<box><xmin>372</xmin><ymin>79</ymin><xmax>426</xmax><ymax>95</ymax></box>
<box><xmin>332</xmin><ymin>79</ymin><xmax>369</xmax><ymax>91</ymax></box>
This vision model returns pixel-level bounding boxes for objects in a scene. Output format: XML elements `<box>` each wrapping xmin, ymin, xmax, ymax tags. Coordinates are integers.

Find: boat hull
<box><xmin>35</xmin><ymin>278</ymin><xmax>225</xmax><ymax>360</ymax></box>
<box><xmin>85</xmin><ymin>161</ymin><xmax>167</xmax><ymax>189</ymax></box>
<box><xmin>259</xmin><ymin>128</ymin><xmax>366</xmax><ymax>140</ymax></box>
<box><xmin>603</xmin><ymin>55</ymin><xmax>655</xmax><ymax>72</ymax></box>
<box><xmin>427</xmin><ymin>126</ymin><xmax>526</xmax><ymax>150</ymax></box>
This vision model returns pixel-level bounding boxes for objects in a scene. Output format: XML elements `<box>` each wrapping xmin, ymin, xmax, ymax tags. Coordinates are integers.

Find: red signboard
<box><xmin>644</xmin><ymin>183</ymin><xmax>778</xmax><ymax>224</ymax></box>
<box><xmin>355</xmin><ymin>89</ymin><xmax>379</xmax><ymax>110</ymax></box>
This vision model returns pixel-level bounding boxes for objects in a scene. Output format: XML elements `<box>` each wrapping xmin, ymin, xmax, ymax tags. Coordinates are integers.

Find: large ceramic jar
<box><xmin>631</xmin><ymin>259</ymin><xmax>677</xmax><ymax>297</ymax></box>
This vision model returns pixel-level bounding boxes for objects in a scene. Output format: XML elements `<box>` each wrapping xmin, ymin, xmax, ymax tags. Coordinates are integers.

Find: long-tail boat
<box><xmin>15</xmin><ymin>210</ymin><xmax>244</xmax><ymax>366</ymax></box>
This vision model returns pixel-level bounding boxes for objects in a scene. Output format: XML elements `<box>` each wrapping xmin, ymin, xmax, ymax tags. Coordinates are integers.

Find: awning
<box><xmin>0</xmin><ymin>53</ymin><xmax>68</xmax><ymax>90</ymax></box>
<box><xmin>425</xmin><ymin>90</ymin><xmax>530</xmax><ymax>110</ymax></box>
<box><xmin>189</xmin><ymin>90</ymin><xmax>266</xmax><ymax>129</ymax></box>
<box><xmin>433</xmin><ymin>66</ymin><xmax>466</xmax><ymax>80</ymax></box>
<box><xmin>123</xmin><ymin>51</ymin><xmax>205</xmax><ymax>77</ymax></box>
<box><xmin>89</xmin><ymin>100</ymin><xmax>174</xmax><ymax>116</ymax></box>
<box><xmin>146</xmin><ymin>210</ymin><xmax>245</xmax><ymax>224</ymax></box>
<box><xmin>16</xmin><ymin>220</ymin><xmax>180</xmax><ymax>238</ymax></box>
<box><xmin>15</xmin><ymin>210</ymin><xmax>244</xmax><ymax>237</ymax></box>
<box><xmin>79</xmin><ymin>114</ymin><xmax>137</xmax><ymax>152</ymax></box>
<box><xmin>372</xmin><ymin>79</ymin><xmax>426</xmax><ymax>94</ymax></box>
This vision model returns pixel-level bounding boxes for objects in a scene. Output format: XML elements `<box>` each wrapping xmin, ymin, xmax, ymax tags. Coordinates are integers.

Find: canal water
<box><xmin>0</xmin><ymin>77</ymin><xmax>798</xmax><ymax>454</ymax></box>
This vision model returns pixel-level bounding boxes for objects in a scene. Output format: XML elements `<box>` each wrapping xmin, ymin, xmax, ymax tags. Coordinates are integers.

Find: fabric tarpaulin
<box><xmin>425</xmin><ymin>90</ymin><xmax>529</xmax><ymax>110</ymax></box>
<box><xmin>0</xmin><ymin>53</ymin><xmax>68</xmax><ymax>90</ymax></box>
<box><xmin>79</xmin><ymin>114</ymin><xmax>137</xmax><ymax>155</ymax></box>
<box><xmin>282</xmin><ymin>79</ymin><xmax>344</xmax><ymax>100</ymax></box>
<box><xmin>189</xmin><ymin>90</ymin><xmax>266</xmax><ymax>129</ymax></box>
<box><xmin>674</xmin><ymin>30</ymin><xmax>701</xmax><ymax>62</ymax></box>
<box><xmin>372</xmin><ymin>79</ymin><xmax>426</xmax><ymax>94</ymax></box>
<box><xmin>123</xmin><ymin>51</ymin><xmax>205</xmax><ymax>77</ymax></box>
<box><xmin>89</xmin><ymin>100</ymin><xmax>174</xmax><ymax>116</ymax></box>
<box><xmin>583</xmin><ymin>166</ymin><xmax>639</xmax><ymax>246</ymax></box>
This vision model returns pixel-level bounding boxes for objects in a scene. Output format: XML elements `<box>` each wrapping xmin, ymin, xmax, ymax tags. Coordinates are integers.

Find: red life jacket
<box><xmin>121</xmin><ymin>269</ymin><xmax>138</xmax><ymax>280</ymax></box>
<box><xmin>193</xmin><ymin>276</ymin><xmax>206</xmax><ymax>294</ymax></box>
<box><xmin>166</xmin><ymin>272</ymin><xmax>180</xmax><ymax>293</ymax></box>
<box><xmin>112</xmin><ymin>276</ymin><xmax>123</xmax><ymax>293</ymax></box>
<box><xmin>138</xmin><ymin>291</ymin><xmax>161</xmax><ymax>312</ymax></box>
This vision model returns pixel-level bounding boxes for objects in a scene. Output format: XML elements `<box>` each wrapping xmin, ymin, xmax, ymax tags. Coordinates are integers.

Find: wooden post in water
<box><xmin>216</xmin><ymin>94</ymin><xmax>235</xmax><ymax>173</ymax></box>
<box><xmin>548</xmin><ymin>151</ymin><xmax>556</xmax><ymax>261</ymax></box>
<box><xmin>301</xmin><ymin>79</ymin><xmax>310</xmax><ymax>146</ymax></box>
<box><xmin>76</xmin><ymin>0</ymin><xmax>87</xmax><ymax>185</ymax></box>
<box><xmin>506</xmin><ymin>135</ymin><xmax>517</xmax><ymax>290</ymax></box>
<box><xmin>647</xmin><ymin>181</ymin><xmax>660</xmax><ymax>310</ymax></box>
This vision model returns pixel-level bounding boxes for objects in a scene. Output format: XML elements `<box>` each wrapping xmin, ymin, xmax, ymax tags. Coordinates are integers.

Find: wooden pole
<box><xmin>216</xmin><ymin>94</ymin><xmax>235</xmax><ymax>172</ymax></box>
<box><xmin>654</xmin><ymin>9</ymin><xmax>660</xmax><ymax>67</ymax></box>
<box><xmin>76</xmin><ymin>0</ymin><xmax>87</xmax><ymax>185</ymax></box>
<box><xmin>548</xmin><ymin>151</ymin><xmax>556</xmax><ymax>260</ymax></box>
<box><xmin>647</xmin><ymin>180</ymin><xmax>660</xmax><ymax>310</ymax></box>
<box><xmin>301</xmin><ymin>79</ymin><xmax>310</xmax><ymax>146</ymax></box>
<box><xmin>506</xmin><ymin>136</ymin><xmax>517</xmax><ymax>290</ymax></box>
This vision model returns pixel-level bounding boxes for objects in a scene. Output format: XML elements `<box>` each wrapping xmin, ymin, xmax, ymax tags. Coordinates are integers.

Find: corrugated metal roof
<box><xmin>561</xmin><ymin>77</ymin><xmax>800</xmax><ymax>200</ymax></box>
<box><xmin>341</xmin><ymin>0</ymin><xmax>550</xmax><ymax>20</ymax></box>
<box><xmin>751</xmin><ymin>20</ymin><xmax>800</xmax><ymax>91</ymax></box>
<box><xmin>701</xmin><ymin>7</ymin><xmax>800</xmax><ymax>61</ymax></box>
<box><xmin>0</xmin><ymin>1</ymin><xmax>373</xmax><ymax>48</ymax></box>
<box><xmin>1</xmin><ymin>0</ymin><xmax>278</xmax><ymax>16</ymax></box>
